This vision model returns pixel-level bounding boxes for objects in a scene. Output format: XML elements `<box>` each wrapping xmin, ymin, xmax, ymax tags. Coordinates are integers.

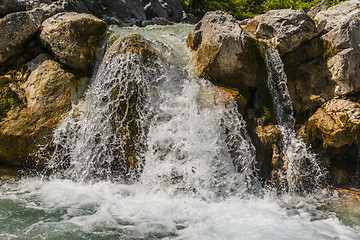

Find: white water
<box><xmin>0</xmin><ymin>25</ymin><xmax>359</xmax><ymax>239</ymax></box>
<box><xmin>264</xmin><ymin>48</ymin><xmax>324</xmax><ymax>192</ymax></box>
<box><xmin>0</xmin><ymin>178</ymin><xmax>359</xmax><ymax>239</ymax></box>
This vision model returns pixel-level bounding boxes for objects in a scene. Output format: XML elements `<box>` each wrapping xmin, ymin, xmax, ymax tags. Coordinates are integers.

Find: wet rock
<box><xmin>0</xmin><ymin>10</ymin><xmax>43</xmax><ymax>64</ymax></box>
<box><xmin>253</xmin><ymin>9</ymin><xmax>319</xmax><ymax>56</ymax></box>
<box><xmin>306</xmin><ymin>99</ymin><xmax>360</xmax><ymax>148</ymax></box>
<box><xmin>151</xmin><ymin>17</ymin><xmax>171</xmax><ymax>25</ymax></box>
<box><xmin>40</xmin><ymin>12</ymin><xmax>108</xmax><ymax>72</ymax></box>
<box><xmin>108</xmin><ymin>34</ymin><xmax>159</xmax><ymax>170</ymax></box>
<box><xmin>187</xmin><ymin>11</ymin><xmax>259</xmax><ymax>94</ymax></box>
<box><xmin>0</xmin><ymin>165</ymin><xmax>19</xmax><ymax>181</ymax></box>
<box><xmin>0</xmin><ymin>59</ymin><xmax>86</xmax><ymax>167</ymax></box>
<box><xmin>142</xmin><ymin>19</ymin><xmax>154</xmax><ymax>27</ymax></box>
<box><xmin>255</xmin><ymin>124</ymin><xmax>282</xmax><ymax>185</ymax></box>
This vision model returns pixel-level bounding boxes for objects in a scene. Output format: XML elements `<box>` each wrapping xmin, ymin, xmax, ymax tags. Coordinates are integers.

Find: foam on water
<box><xmin>0</xmin><ymin>178</ymin><xmax>359</xmax><ymax>239</ymax></box>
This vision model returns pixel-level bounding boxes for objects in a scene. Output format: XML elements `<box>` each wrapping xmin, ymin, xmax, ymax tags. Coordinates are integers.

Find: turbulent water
<box><xmin>0</xmin><ymin>24</ymin><xmax>360</xmax><ymax>239</ymax></box>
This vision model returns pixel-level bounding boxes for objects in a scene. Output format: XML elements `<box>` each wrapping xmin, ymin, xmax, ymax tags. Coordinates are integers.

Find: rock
<box><xmin>0</xmin><ymin>165</ymin><xmax>19</xmax><ymax>181</ymax></box>
<box><xmin>306</xmin><ymin>99</ymin><xmax>360</xmax><ymax>148</ymax></box>
<box><xmin>0</xmin><ymin>59</ymin><xmax>86</xmax><ymax>167</ymax></box>
<box><xmin>315</xmin><ymin>0</ymin><xmax>360</xmax><ymax>31</ymax></box>
<box><xmin>0</xmin><ymin>0</ymin><xmax>27</xmax><ymax>17</ymax></box>
<box><xmin>307</xmin><ymin>0</ymin><xmax>329</xmax><ymax>18</ymax></box>
<box><xmin>208</xmin><ymin>85</ymin><xmax>247</xmax><ymax>114</ymax></box>
<box><xmin>255</xmin><ymin>124</ymin><xmax>282</xmax><ymax>187</ymax></box>
<box><xmin>253</xmin><ymin>9</ymin><xmax>319</xmax><ymax>55</ymax></box>
<box><xmin>142</xmin><ymin>19</ymin><xmax>154</xmax><ymax>27</ymax></box>
<box><xmin>40</xmin><ymin>12</ymin><xmax>108</xmax><ymax>72</ymax></box>
<box><xmin>187</xmin><ymin>11</ymin><xmax>259</xmax><ymax>94</ymax></box>
<box><xmin>0</xmin><ymin>10</ymin><xmax>43</xmax><ymax>63</ymax></box>
<box><xmin>67</xmin><ymin>0</ymin><xmax>145</xmax><ymax>22</ymax></box>
<box><xmin>282</xmin><ymin>37</ymin><xmax>334</xmax><ymax>115</ymax></box>
<box><xmin>319</xmin><ymin>8</ymin><xmax>360</xmax><ymax>96</ymax></box>
<box><xmin>151</xmin><ymin>17</ymin><xmax>171</xmax><ymax>25</ymax></box>
<box><xmin>108</xmin><ymin>33</ymin><xmax>160</xmax><ymax>170</ymax></box>
<box><xmin>143</xmin><ymin>0</ymin><xmax>184</xmax><ymax>22</ymax></box>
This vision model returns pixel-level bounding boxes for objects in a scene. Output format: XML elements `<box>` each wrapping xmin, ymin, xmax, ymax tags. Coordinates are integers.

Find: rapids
<box><xmin>0</xmin><ymin>24</ymin><xmax>359</xmax><ymax>239</ymax></box>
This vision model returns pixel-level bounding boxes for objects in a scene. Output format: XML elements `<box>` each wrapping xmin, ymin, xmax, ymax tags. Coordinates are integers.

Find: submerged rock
<box><xmin>187</xmin><ymin>11</ymin><xmax>259</xmax><ymax>93</ymax></box>
<box><xmin>40</xmin><ymin>12</ymin><xmax>108</xmax><ymax>72</ymax></box>
<box><xmin>0</xmin><ymin>59</ymin><xmax>86</xmax><ymax>167</ymax></box>
<box><xmin>0</xmin><ymin>9</ymin><xmax>43</xmax><ymax>63</ymax></box>
<box><xmin>306</xmin><ymin>99</ymin><xmax>360</xmax><ymax>148</ymax></box>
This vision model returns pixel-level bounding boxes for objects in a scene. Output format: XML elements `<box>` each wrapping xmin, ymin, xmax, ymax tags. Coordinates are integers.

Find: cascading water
<box><xmin>43</xmin><ymin>24</ymin><xmax>257</xmax><ymax>199</ymax></box>
<box><xmin>264</xmin><ymin>47</ymin><xmax>324</xmax><ymax>192</ymax></box>
<box><xmin>0</xmin><ymin>25</ymin><xmax>359</xmax><ymax>239</ymax></box>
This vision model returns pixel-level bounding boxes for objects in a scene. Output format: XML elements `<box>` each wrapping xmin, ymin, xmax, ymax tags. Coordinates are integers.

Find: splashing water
<box><xmin>264</xmin><ymin>47</ymin><xmax>324</xmax><ymax>192</ymax></box>
<box><xmin>42</xmin><ymin>24</ymin><xmax>257</xmax><ymax>199</ymax></box>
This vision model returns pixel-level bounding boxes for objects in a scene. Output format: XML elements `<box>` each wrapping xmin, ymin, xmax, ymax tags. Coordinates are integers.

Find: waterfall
<box><xmin>42</xmin><ymin>25</ymin><xmax>257</xmax><ymax>199</ymax></box>
<box><xmin>264</xmin><ymin>47</ymin><xmax>324</xmax><ymax>192</ymax></box>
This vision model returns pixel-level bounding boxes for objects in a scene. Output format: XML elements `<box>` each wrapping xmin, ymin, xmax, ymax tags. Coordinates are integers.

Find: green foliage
<box><xmin>328</xmin><ymin>0</ymin><xmax>347</xmax><ymax>7</ymax></box>
<box><xmin>180</xmin><ymin>0</ymin><xmax>346</xmax><ymax>19</ymax></box>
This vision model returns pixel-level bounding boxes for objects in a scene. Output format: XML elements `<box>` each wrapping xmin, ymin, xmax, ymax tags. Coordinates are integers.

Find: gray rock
<box><xmin>307</xmin><ymin>0</ymin><xmax>329</xmax><ymax>18</ymax></box>
<box><xmin>151</xmin><ymin>17</ymin><xmax>170</xmax><ymax>25</ymax></box>
<box><xmin>143</xmin><ymin>0</ymin><xmax>183</xmax><ymax>22</ymax></box>
<box><xmin>67</xmin><ymin>0</ymin><xmax>145</xmax><ymax>22</ymax></box>
<box><xmin>40</xmin><ymin>12</ymin><xmax>108</xmax><ymax>71</ymax></box>
<box><xmin>315</xmin><ymin>0</ymin><xmax>360</xmax><ymax>31</ymax></box>
<box><xmin>316</xmin><ymin>2</ymin><xmax>360</xmax><ymax>96</ymax></box>
<box><xmin>254</xmin><ymin>9</ymin><xmax>318</xmax><ymax>55</ymax></box>
<box><xmin>0</xmin><ymin>9</ymin><xmax>43</xmax><ymax>63</ymax></box>
<box><xmin>187</xmin><ymin>11</ymin><xmax>259</xmax><ymax>91</ymax></box>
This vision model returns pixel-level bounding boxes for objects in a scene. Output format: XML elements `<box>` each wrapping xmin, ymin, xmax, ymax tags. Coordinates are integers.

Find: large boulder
<box><xmin>0</xmin><ymin>59</ymin><xmax>86</xmax><ymax>167</ymax></box>
<box><xmin>306</xmin><ymin>99</ymin><xmax>360</xmax><ymax>148</ymax></box>
<box><xmin>0</xmin><ymin>9</ymin><xmax>43</xmax><ymax>63</ymax></box>
<box><xmin>252</xmin><ymin>9</ymin><xmax>319</xmax><ymax>56</ymax></box>
<box><xmin>187</xmin><ymin>11</ymin><xmax>259</xmax><ymax>93</ymax></box>
<box><xmin>40</xmin><ymin>12</ymin><xmax>108</xmax><ymax>72</ymax></box>
<box><xmin>143</xmin><ymin>0</ymin><xmax>184</xmax><ymax>22</ymax></box>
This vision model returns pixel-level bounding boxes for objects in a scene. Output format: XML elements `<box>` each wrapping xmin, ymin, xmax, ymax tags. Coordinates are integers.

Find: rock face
<box><xmin>306</xmin><ymin>99</ymin><xmax>360</xmax><ymax>148</ymax></box>
<box><xmin>0</xmin><ymin>10</ymin><xmax>43</xmax><ymax>63</ymax></box>
<box><xmin>40</xmin><ymin>12</ymin><xmax>108</xmax><ymax>72</ymax></box>
<box><xmin>315</xmin><ymin>0</ymin><xmax>360</xmax><ymax>30</ymax></box>
<box><xmin>187</xmin><ymin>11</ymin><xmax>259</xmax><ymax>93</ymax></box>
<box><xmin>316</xmin><ymin>4</ymin><xmax>360</xmax><ymax>96</ymax></box>
<box><xmin>0</xmin><ymin>59</ymin><xmax>85</xmax><ymax>167</ymax></box>
<box><xmin>253</xmin><ymin>9</ymin><xmax>319</xmax><ymax>56</ymax></box>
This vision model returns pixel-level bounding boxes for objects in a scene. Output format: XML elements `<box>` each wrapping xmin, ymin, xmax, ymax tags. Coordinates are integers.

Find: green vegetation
<box><xmin>180</xmin><ymin>0</ymin><xmax>347</xmax><ymax>19</ymax></box>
